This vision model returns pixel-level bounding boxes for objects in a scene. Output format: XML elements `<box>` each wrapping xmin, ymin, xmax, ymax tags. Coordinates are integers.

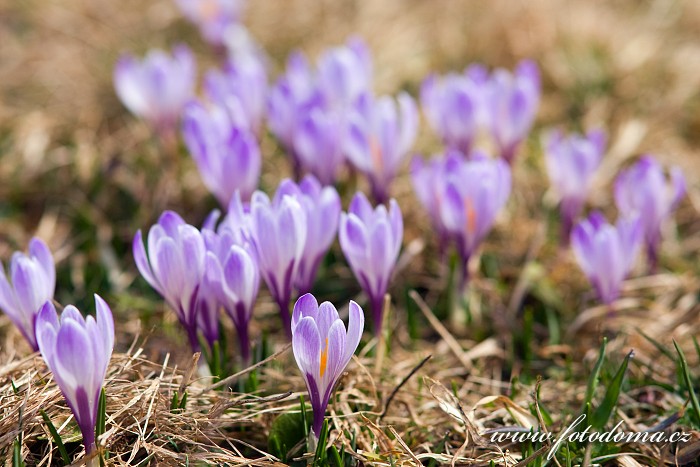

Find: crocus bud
<box><xmin>485</xmin><ymin>60</ymin><xmax>540</xmax><ymax>164</ymax></box>
<box><xmin>316</xmin><ymin>36</ymin><xmax>372</xmax><ymax>108</ymax></box>
<box><xmin>182</xmin><ymin>100</ymin><xmax>261</xmax><ymax>205</ymax></box>
<box><xmin>544</xmin><ymin>128</ymin><xmax>606</xmax><ymax>242</ymax></box>
<box><xmin>132</xmin><ymin>211</ymin><xmax>207</xmax><ymax>351</ymax></box>
<box><xmin>174</xmin><ymin>0</ymin><xmax>245</xmax><ymax>46</ymax></box>
<box><xmin>293</xmin><ymin>107</ymin><xmax>348</xmax><ymax>186</ymax></box>
<box><xmin>614</xmin><ymin>155</ymin><xmax>686</xmax><ymax>271</ymax></box>
<box><xmin>339</xmin><ymin>193</ymin><xmax>403</xmax><ymax>333</ymax></box>
<box><xmin>345</xmin><ymin>93</ymin><xmax>418</xmax><ymax>203</ymax></box>
<box><xmin>571</xmin><ymin>212</ymin><xmax>642</xmax><ymax>305</ymax></box>
<box><xmin>291</xmin><ymin>293</ymin><xmax>364</xmax><ymax>438</ymax></box>
<box><xmin>114</xmin><ymin>45</ymin><xmax>196</xmax><ymax>133</ymax></box>
<box><xmin>36</xmin><ymin>295</ymin><xmax>114</xmax><ymax>456</ymax></box>
<box><xmin>0</xmin><ymin>237</ymin><xmax>55</xmax><ymax>351</ymax></box>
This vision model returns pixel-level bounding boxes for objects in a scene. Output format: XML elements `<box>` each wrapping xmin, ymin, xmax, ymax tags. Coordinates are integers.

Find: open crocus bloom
<box><xmin>175</xmin><ymin>0</ymin><xmax>245</xmax><ymax>47</ymax></box>
<box><xmin>291</xmin><ymin>293</ymin><xmax>364</xmax><ymax>438</ymax></box>
<box><xmin>36</xmin><ymin>295</ymin><xmax>114</xmax><ymax>456</ymax></box>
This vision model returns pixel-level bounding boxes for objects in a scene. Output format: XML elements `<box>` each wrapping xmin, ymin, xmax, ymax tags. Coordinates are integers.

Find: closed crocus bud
<box><xmin>175</xmin><ymin>0</ymin><xmax>245</xmax><ymax>46</ymax></box>
<box><xmin>293</xmin><ymin>107</ymin><xmax>348</xmax><ymax>186</ymax></box>
<box><xmin>345</xmin><ymin>93</ymin><xmax>419</xmax><ymax>203</ymax></box>
<box><xmin>248</xmin><ymin>190</ymin><xmax>307</xmax><ymax>336</ymax></box>
<box><xmin>339</xmin><ymin>192</ymin><xmax>403</xmax><ymax>333</ymax></box>
<box><xmin>420</xmin><ymin>72</ymin><xmax>482</xmax><ymax>155</ymax></box>
<box><xmin>204</xmin><ymin>52</ymin><xmax>267</xmax><ymax>136</ymax></box>
<box><xmin>182</xmin><ymin>100</ymin><xmax>261</xmax><ymax>205</ymax></box>
<box><xmin>317</xmin><ymin>36</ymin><xmax>372</xmax><ymax>108</ymax></box>
<box><xmin>614</xmin><ymin>155</ymin><xmax>686</xmax><ymax>271</ymax></box>
<box><xmin>571</xmin><ymin>212</ymin><xmax>642</xmax><ymax>305</ymax></box>
<box><xmin>274</xmin><ymin>176</ymin><xmax>342</xmax><ymax>294</ymax></box>
<box><xmin>439</xmin><ymin>153</ymin><xmax>511</xmax><ymax>287</ymax></box>
<box><xmin>114</xmin><ymin>45</ymin><xmax>196</xmax><ymax>133</ymax></box>
<box><xmin>36</xmin><ymin>295</ymin><xmax>114</xmax><ymax>457</ymax></box>
<box><xmin>544</xmin><ymin>128</ymin><xmax>606</xmax><ymax>243</ymax></box>
<box><xmin>0</xmin><ymin>238</ymin><xmax>55</xmax><ymax>351</ymax></box>
<box><xmin>291</xmin><ymin>293</ymin><xmax>364</xmax><ymax>438</ymax></box>
<box><xmin>485</xmin><ymin>60</ymin><xmax>540</xmax><ymax>164</ymax></box>
<box><xmin>132</xmin><ymin>211</ymin><xmax>207</xmax><ymax>351</ymax></box>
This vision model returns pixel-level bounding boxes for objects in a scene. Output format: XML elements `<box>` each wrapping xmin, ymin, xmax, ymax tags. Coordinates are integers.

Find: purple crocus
<box><xmin>293</xmin><ymin>107</ymin><xmax>348</xmax><ymax>186</ymax></box>
<box><xmin>345</xmin><ymin>93</ymin><xmax>418</xmax><ymax>203</ymax></box>
<box><xmin>247</xmin><ymin>190</ymin><xmax>307</xmax><ymax>336</ymax></box>
<box><xmin>182</xmin><ymin>100</ymin><xmax>261</xmax><ymax>205</ymax></box>
<box><xmin>316</xmin><ymin>36</ymin><xmax>372</xmax><ymax>108</ymax></box>
<box><xmin>133</xmin><ymin>211</ymin><xmax>207</xmax><ymax>351</ymax></box>
<box><xmin>338</xmin><ymin>192</ymin><xmax>402</xmax><ymax>333</ymax></box>
<box><xmin>439</xmin><ymin>153</ymin><xmax>511</xmax><ymax>286</ymax></box>
<box><xmin>0</xmin><ymin>238</ymin><xmax>55</xmax><ymax>351</ymax></box>
<box><xmin>614</xmin><ymin>155</ymin><xmax>686</xmax><ymax>271</ymax></box>
<box><xmin>175</xmin><ymin>0</ymin><xmax>245</xmax><ymax>46</ymax></box>
<box><xmin>291</xmin><ymin>293</ymin><xmax>364</xmax><ymax>438</ymax></box>
<box><xmin>571</xmin><ymin>212</ymin><xmax>642</xmax><ymax>305</ymax></box>
<box><xmin>274</xmin><ymin>176</ymin><xmax>342</xmax><ymax>294</ymax></box>
<box><xmin>485</xmin><ymin>60</ymin><xmax>540</xmax><ymax>164</ymax></box>
<box><xmin>35</xmin><ymin>295</ymin><xmax>114</xmax><ymax>457</ymax></box>
<box><xmin>114</xmin><ymin>45</ymin><xmax>196</xmax><ymax>133</ymax></box>
<box><xmin>544</xmin><ymin>128</ymin><xmax>606</xmax><ymax>242</ymax></box>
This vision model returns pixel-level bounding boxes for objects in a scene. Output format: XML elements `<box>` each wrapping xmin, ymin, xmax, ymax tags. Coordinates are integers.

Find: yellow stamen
<box><xmin>319</xmin><ymin>338</ymin><xmax>329</xmax><ymax>378</ymax></box>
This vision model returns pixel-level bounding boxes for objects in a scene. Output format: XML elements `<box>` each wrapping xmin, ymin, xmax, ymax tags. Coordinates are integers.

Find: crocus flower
<box><xmin>114</xmin><ymin>45</ymin><xmax>196</xmax><ymax>133</ymax></box>
<box><xmin>0</xmin><ymin>237</ymin><xmax>55</xmax><ymax>351</ymax></box>
<box><xmin>345</xmin><ymin>93</ymin><xmax>419</xmax><ymax>203</ymax></box>
<box><xmin>274</xmin><ymin>176</ymin><xmax>342</xmax><ymax>294</ymax></box>
<box><xmin>248</xmin><ymin>190</ymin><xmax>307</xmax><ymax>336</ymax></box>
<box><xmin>133</xmin><ymin>211</ymin><xmax>207</xmax><ymax>351</ymax></box>
<box><xmin>293</xmin><ymin>107</ymin><xmax>348</xmax><ymax>186</ymax></box>
<box><xmin>571</xmin><ymin>212</ymin><xmax>642</xmax><ymax>305</ymax></box>
<box><xmin>291</xmin><ymin>293</ymin><xmax>364</xmax><ymax>438</ymax></box>
<box><xmin>339</xmin><ymin>192</ymin><xmax>402</xmax><ymax>332</ymax></box>
<box><xmin>544</xmin><ymin>128</ymin><xmax>606</xmax><ymax>242</ymax></box>
<box><xmin>36</xmin><ymin>295</ymin><xmax>114</xmax><ymax>457</ymax></box>
<box><xmin>182</xmin><ymin>100</ymin><xmax>261</xmax><ymax>205</ymax></box>
<box><xmin>485</xmin><ymin>60</ymin><xmax>540</xmax><ymax>164</ymax></box>
<box><xmin>316</xmin><ymin>36</ymin><xmax>372</xmax><ymax>108</ymax></box>
<box><xmin>204</xmin><ymin>52</ymin><xmax>267</xmax><ymax>136</ymax></box>
<box><xmin>439</xmin><ymin>153</ymin><xmax>511</xmax><ymax>286</ymax></box>
<box><xmin>614</xmin><ymin>155</ymin><xmax>686</xmax><ymax>271</ymax></box>
<box><xmin>175</xmin><ymin>0</ymin><xmax>245</xmax><ymax>46</ymax></box>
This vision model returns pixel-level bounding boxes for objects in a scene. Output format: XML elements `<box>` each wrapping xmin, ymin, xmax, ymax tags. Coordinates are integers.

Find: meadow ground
<box><xmin>1</xmin><ymin>0</ymin><xmax>700</xmax><ymax>465</ymax></box>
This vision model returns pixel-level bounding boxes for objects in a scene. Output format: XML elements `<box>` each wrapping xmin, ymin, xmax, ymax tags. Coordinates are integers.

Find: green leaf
<box><xmin>582</xmin><ymin>337</ymin><xmax>607</xmax><ymax>417</ymax></box>
<box><xmin>268</xmin><ymin>409</ymin><xmax>308</xmax><ymax>462</ymax></box>
<box><xmin>40</xmin><ymin>409</ymin><xmax>71</xmax><ymax>465</ymax></box>
<box><xmin>673</xmin><ymin>340</ymin><xmax>700</xmax><ymax>427</ymax></box>
<box><xmin>590</xmin><ymin>350</ymin><xmax>634</xmax><ymax>429</ymax></box>
<box><xmin>329</xmin><ymin>445</ymin><xmax>343</xmax><ymax>467</ymax></box>
<box><xmin>12</xmin><ymin>439</ymin><xmax>24</xmax><ymax>467</ymax></box>
<box><xmin>313</xmin><ymin>419</ymin><xmax>330</xmax><ymax>466</ymax></box>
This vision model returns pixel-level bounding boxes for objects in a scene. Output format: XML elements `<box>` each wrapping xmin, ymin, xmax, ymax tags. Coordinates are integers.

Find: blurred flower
<box><xmin>544</xmin><ymin>128</ymin><xmax>606</xmax><ymax>242</ymax></box>
<box><xmin>275</xmin><ymin>176</ymin><xmax>342</xmax><ymax>294</ymax></box>
<box><xmin>439</xmin><ymin>153</ymin><xmax>511</xmax><ymax>286</ymax></box>
<box><xmin>36</xmin><ymin>295</ymin><xmax>114</xmax><ymax>456</ymax></box>
<box><xmin>614</xmin><ymin>155</ymin><xmax>685</xmax><ymax>271</ymax></box>
<box><xmin>339</xmin><ymin>193</ymin><xmax>402</xmax><ymax>332</ymax></box>
<box><xmin>175</xmin><ymin>0</ymin><xmax>245</xmax><ymax>46</ymax></box>
<box><xmin>0</xmin><ymin>237</ymin><xmax>55</xmax><ymax>351</ymax></box>
<box><xmin>204</xmin><ymin>52</ymin><xmax>267</xmax><ymax>136</ymax></box>
<box><xmin>182</xmin><ymin>100</ymin><xmax>261</xmax><ymax>205</ymax></box>
<box><xmin>345</xmin><ymin>93</ymin><xmax>418</xmax><ymax>203</ymax></box>
<box><xmin>133</xmin><ymin>211</ymin><xmax>208</xmax><ymax>351</ymax></box>
<box><xmin>293</xmin><ymin>107</ymin><xmax>348</xmax><ymax>186</ymax></box>
<box><xmin>248</xmin><ymin>190</ymin><xmax>307</xmax><ymax>336</ymax></box>
<box><xmin>571</xmin><ymin>212</ymin><xmax>642</xmax><ymax>305</ymax></box>
<box><xmin>114</xmin><ymin>45</ymin><xmax>196</xmax><ymax>133</ymax></box>
<box><xmin>485</xmin><ymin>60</ymin><xmax>540</xmax><ymax>164</ymax></box>
<box><xmin>291</xmin><ymin>293</ymin><xmax>363</xmax><ymax>438</ymax></box>
<box><xmin>316</xmin><ymin>36</ymin><xmax>372</xmax><ymax>108</ymax></box>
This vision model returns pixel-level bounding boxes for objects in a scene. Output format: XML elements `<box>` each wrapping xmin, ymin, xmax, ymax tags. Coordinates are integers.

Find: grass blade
<box><xmin>40</xmin><ymin>409</ymin><xmax>71</xmax><ymax>465</ymax></box>
<box><xmin>590</xmin><ymin>350</ymin><xmax>634</xmax><ymax>429</ymax></box>
<box><xmin>582</xmin><ymin>337</ymin><xmax>607</xmax><ymax>416</ymax></box>
<box><xmin>673</xmin><ymin>340</ymin><xmax>700</xmax><ymax>428</ymax></box>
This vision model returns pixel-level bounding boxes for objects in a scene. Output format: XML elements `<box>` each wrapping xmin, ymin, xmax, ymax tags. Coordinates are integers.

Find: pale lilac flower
<box><xmin>0</xmin><ymin>238</ymin><xmax>55</xmax><ymax>351</ymax></box>
<box><xmin>293</xmin><ymin>107</ymin><xmax>347</xmax><ymax>186</ymax></box>
<box><xmin>36</xmin><ymin>295</ymin><xmax>114</xmax><ymax>456</ymax></box>
<box><xmin>439</xmin><ymin>153</ymin><xmax>511</xmax><ymax>286</ymax></box>
<box><xmin>248</xmin><ymin>190</ymin><xmax>307</xmax><ymax>336</ymax></box>
<box><xmin>614</xmin><ymin>155</ymin><xmax>686</xmax><ymax>271</ymax></box>
<box><xmin>204</xmin><ymin>52</ymin><xmax>267</xmax><ymax>135</ymax></box>
<box><xmin>544</xmin><ymin>128</ymin><xmax>606</xmax><ymax>242</ymax></box>
<box><xmin>316</xmin><ymin>36</ymin><xmax>372</xmax><ymax>107</ymax></box>
<box><xmin>114</xmin><ymin>45</ymin><xmax>196</xmax><ymax>133</ymax></box>
<box><xmin>182</xmin><ymin>100</ymin><xmax>261</xmax><ymax>205</ymax></box>
<box><xmin>571</xmin><ymin>212</ymin><xmax>642</xmax><ymax>305</ymax></box>
<box><xmin>274</xmin><ymin>176</ymin><xmax>342</xmax><ymax>294</ymax></box>
<box><xmin>291</xmin><ymin>293</ymin><xmax>364</xmax><ymax>438</ymax></box>
<box><xmin>175</xmin><ymin>0</ymin><xmax>245</xmax><ymax>46</ymax></box>
<box><xmin>345</xmin><ymin>93</ymin><xmax>418</xmax><ymax>203</ymax></box>
<box><xmin>132</xmin><ymin>211</ymin><xmax>208</xmax><ymax>351</ymax></box>
<box><xmin>338</xmin><ymin>193</ymin><xmax>402</xmax><ymax>332</ymax></box>
<box><xmin>485</xmin><ymin>60</ymin><xmax>540</xmax><ymax>164</ymax></box>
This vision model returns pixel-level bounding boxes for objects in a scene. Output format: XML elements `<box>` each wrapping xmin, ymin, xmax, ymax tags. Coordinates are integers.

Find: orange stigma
<box><xmin>319</xmin><ymin>338</ymin><xmax>329</xmax><ymax>378</ymax></box>
<box><xmin>464</xmin><ymin>198</ymin><xmax>477</xmax><ymax>234</ymax></box>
